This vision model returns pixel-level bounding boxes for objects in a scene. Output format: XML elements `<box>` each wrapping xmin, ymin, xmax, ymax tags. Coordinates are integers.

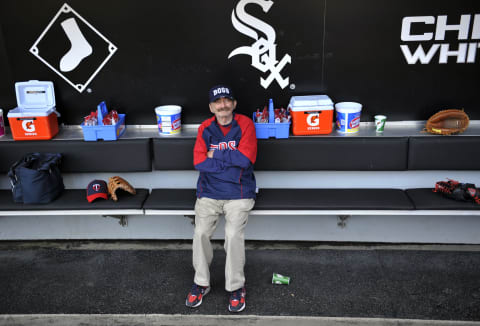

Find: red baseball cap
<box><xmin>86</xmin><ymin>180</ymin><xmax>108</xmax><ymax>202</ymax></box>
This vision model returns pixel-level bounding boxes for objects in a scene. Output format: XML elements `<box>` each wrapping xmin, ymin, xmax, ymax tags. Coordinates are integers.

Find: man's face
<box><xmin>209</xmin><ymin>97</ymin><xmax>237</xmax><ymax>121</ymax></box>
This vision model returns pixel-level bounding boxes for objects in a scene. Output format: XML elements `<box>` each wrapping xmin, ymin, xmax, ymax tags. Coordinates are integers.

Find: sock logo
<box><xmin>59</xmin><ymin>17</ymin><xmax>93</xmax><ymax>72</ymax></box>
<box><xmin>29</xmin><ymin>3</ymin><xmax>117</xmax><ymax>93</ymax></box>
<box><xmin>228</xmin><ymin>0</ymin><xmax>292</xmax><ymax>89</ymax></box>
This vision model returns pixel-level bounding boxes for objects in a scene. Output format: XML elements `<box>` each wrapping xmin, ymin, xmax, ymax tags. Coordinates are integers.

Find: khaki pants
<box><xmin>192</xmin><ymin>197</ymin><xmax>255</xmax><ymax>292</ymax></box>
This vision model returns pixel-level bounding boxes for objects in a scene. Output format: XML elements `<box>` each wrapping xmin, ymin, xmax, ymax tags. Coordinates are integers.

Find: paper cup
<box><xmin>374</xmin><ymin>115</ymin><xmax>387</xmax><ymax>133</ymax></box>
<box><xmin>272</xmin><ymin>273</ymin><xmax>290</xmax><ymax>285</ymax></box>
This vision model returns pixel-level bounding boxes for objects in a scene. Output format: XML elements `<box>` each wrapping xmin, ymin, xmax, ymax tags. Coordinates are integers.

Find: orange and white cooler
<box><xmin>8</xmin><ymin>80</ymin><xmax>60</xmax><ymax>140</ymax></box>
<box><xmin>288</xmin><ymin>95</ymin><xmax>334</xmax><ymax>135</ymax></box>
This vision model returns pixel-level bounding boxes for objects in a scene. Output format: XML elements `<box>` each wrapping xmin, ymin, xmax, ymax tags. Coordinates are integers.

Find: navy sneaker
<box><xmin>185</xmin><ymin>284</ymin><xmax>210</xmax><ymax>308</ymax></box>
<box><xmin>228</xmin><ymin>286</ymin><xmax>246</xmax><ymax>312</ymax></box>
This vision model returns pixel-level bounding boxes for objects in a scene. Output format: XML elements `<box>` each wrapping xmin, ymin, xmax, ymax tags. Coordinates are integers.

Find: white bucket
<box><xmin>335</xmin><ymin>102</ymin><xmax>362</xmax><ymax>133</ymax></box>
<box><xmin>155</xmin><ymin>105</ymin><xmax>182</xmax><ymax>135</ymax></box>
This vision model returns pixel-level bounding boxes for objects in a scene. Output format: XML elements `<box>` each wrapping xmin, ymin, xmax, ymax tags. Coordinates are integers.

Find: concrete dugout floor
<box><xmin>0</xmin><ymin>241</ymin><xmax>479</xmax><ymax>321</ymax></box>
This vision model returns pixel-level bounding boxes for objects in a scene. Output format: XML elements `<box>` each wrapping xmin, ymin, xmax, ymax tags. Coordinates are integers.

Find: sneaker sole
<box><xmin>228</xmin><ymin>302</ymin><xmax>245</xmax><ymax>313</ymax></box>
<box><xmin>185</xmin><ymin>287</ymin><xmax>210</xmax><ymax>308</ymax></box>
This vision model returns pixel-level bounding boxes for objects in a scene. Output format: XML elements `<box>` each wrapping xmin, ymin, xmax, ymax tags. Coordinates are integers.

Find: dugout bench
<box><xmin>0</xmin><ymin>139</ymin><xmax>151</xmax><ymax>226</ymax></box>
<box><xmin>1</xmin><ymin>131</ymin><xmax>480</xmax><ymax>241</ymax></box>
<box><xmin>144</xmin><ymin>136</ymin><xmax>480</xmax><ymax>218</ymax></box>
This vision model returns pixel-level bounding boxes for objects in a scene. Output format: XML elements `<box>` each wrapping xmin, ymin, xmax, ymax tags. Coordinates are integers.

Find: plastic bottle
<box><xmin>268</xmin><ymin>98</ymin><xmax>274</xmax><ymax>124</ymax></box>
<box><xmin>97</xmin><ymin>101</ymin><xmax>108</xmax><ymax>126</ymax></box>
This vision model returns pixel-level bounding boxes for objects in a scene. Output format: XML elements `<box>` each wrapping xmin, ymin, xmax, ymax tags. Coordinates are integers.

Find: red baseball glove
<box><xmin>434</xmin><ymin>179</ymin><xmax>480</xmax><ymax>204</ymax></box>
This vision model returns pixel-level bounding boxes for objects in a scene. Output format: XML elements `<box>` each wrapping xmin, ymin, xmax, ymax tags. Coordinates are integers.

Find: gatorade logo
<box><xmin>306</xmin><ymin>113</ymin><xmax>319</xmax><ymax>127</ymax></box>
<box><xmin>22</xmin><ymin>120</ymin><xmax>36</xmax><ymax>132</ymax></box>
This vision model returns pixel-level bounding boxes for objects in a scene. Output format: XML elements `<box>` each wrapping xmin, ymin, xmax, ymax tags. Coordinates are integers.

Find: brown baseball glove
<box><xmin>424</xmin><ymin>109</ymin><xmax>469</xmax><ymax>135</ymax></box>
<box><xmin>108</xmin><ymin>176</ymin><xmax>136</xmax><ymax>201</ymax></box>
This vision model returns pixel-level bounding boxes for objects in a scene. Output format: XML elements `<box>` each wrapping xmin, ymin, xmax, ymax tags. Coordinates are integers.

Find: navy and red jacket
<box><xmin>194</xmin><ymin>113</ymin><xmax>257</xmax><ymax>200</ymax></box>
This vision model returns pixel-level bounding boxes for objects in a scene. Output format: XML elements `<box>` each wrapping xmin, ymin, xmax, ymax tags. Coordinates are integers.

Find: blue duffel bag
<box><xmin>7</xmin><ymin>152</ymin><xmax>64</xmax><ymax>204</ymax></box>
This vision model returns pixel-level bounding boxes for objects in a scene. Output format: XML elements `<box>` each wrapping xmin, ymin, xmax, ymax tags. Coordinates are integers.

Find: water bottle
<box><xmin>268</xmin><ymin>98</ymin><xmax>274</xmax><ymax>124</ymax></box>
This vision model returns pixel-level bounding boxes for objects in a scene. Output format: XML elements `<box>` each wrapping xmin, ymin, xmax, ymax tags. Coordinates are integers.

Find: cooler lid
<box><xmin>288</xmin><ymin>95</ymin><xmax>333</xmax><ymax>108</ymax></box>
<box><xmin>7</xmin><ymin>106</ymin><xmax>57</xmax><ymax>117</ymax></box>
<box><xmin>15</xmin><ymin>80</ymin><xmax>56</xmax><ymax>109</ymax></box>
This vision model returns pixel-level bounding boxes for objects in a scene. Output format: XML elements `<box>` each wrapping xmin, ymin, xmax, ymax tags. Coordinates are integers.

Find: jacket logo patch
<box><xmin>210</xmin><ymin>141</ymin><xmax>237</xmax><ymax>150</ymax></box>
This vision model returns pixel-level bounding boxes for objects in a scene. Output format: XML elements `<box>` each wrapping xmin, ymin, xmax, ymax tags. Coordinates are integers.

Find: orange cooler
<box><xmin>8</xmin><ymin>80</ymin><xmax>60</xmax><ymax>140</ymax></box>
<box><xmin>288</xmin><ymin>95</ymin><xmax>334</xmax><ymax>135</ymax></box>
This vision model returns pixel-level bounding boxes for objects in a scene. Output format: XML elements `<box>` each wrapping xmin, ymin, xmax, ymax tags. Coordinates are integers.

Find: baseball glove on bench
<box><xmin>108</xmin><ymin>176</ymin><xmax>136</xmax><ymax>201</ymax></box>
<box><xmin>424</xmin><ymin>109</ymin><xmax>469</xmax><ymax>135</ymax></box>
<box><xmin>434</xmin><ymin>179</ymin><xmax>480</xmax><ymax>204</ymax></box>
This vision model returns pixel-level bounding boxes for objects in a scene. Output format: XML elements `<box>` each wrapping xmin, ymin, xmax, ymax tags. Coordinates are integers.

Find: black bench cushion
<box><xmin>0</xmin><ymin>189</ymin><xmax>149</xmax><ymax>211</ymax></box>
<box><xmin>255</xmin><ymin>138</ymin><xmax>408</xmax><ymax>171</ymax></box>
<box><xmin>254</xmin><ymin>189</ymin><xmax>414</xmax><ymax>210</ymax></box>
<box><xmin>152</xmin><ymin>137</ymin><xmax>409</xmax><ymax>171</ymax></box>
<box><xmin>144</xmin><ymin>188</ymin><xmax>414</xmax><ymax>210</ymax></box>
<box><xmin>153</xmin><ymin>138</ymin><xmax>194</xmax><ymax>170</ymax></box>
<box><xmin>406</xmin><ymin>188</ymin><xmax>480</xmax><ymax>210</ymax></box>
<box><xmin>0</xmin><ymin>139</ymin><xmax>152</xmax><ymax>173</ymax></box>
<box><xmin>408</xmin><ymin>137</ymin><xmax>480</xmax><ymax>170</ymax></box>
<box><xmin>143</xmin><ymin>189</ymin><xmax>197</xmax><ymax>210</ymax></box>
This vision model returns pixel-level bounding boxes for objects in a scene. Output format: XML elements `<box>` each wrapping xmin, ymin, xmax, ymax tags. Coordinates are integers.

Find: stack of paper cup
<box><xmin>0</xmin><ymin>109</ymin><xmax>5</xmax><ymax>137</ymax></box>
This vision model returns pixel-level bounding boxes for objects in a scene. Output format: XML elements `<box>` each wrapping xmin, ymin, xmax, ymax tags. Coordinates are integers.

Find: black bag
<box><xmin>7</xmin><ymin>153</ymin><xmax>64</xmax><ymax>204</ymax></box>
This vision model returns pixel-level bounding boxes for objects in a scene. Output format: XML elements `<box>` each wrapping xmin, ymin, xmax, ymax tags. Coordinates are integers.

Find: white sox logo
<box><xmin>400</xmin><ymin>14</ymin><xmax>480</xmax><ymax>64</ymax></box>
<box><xmin>228</xmin><ymin>0</ymin><xmax>291</xmax><ymax>89</ymax></box>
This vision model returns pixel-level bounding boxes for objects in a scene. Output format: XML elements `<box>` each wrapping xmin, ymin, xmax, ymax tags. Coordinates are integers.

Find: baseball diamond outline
<box><xmin>29</xmin><ymin>3</ymin><xmax>118</xmax><ymax>93</ymax></box>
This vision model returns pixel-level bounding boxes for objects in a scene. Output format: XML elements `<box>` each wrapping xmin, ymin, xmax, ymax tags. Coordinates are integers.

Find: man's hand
<box><xmin>207</xmin><ymin>150</ymin><xmax>215</xmax><ymax>159</ymax></box>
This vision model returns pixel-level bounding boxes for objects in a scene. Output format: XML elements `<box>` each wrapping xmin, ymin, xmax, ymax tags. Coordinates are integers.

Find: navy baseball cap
<box><xmin>209</xmin><ymin>85</ymin><xmax>235</xmax><ymax>103</ymax></box>
<box><xmin>86</xmin><ymin>180</ymin><xmax>108</xmax><ymax>202</ymax></box>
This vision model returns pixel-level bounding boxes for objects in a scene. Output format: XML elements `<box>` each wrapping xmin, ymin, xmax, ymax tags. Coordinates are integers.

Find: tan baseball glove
<box><xmin>108</xmin><ymin>176</ymin><xmax>136</xmax><ymax>201</ymax></box>
<box><xmin>424</xmin><ymin>109</ymin><xmax>469</xmax><ymax>135</ymax></box>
